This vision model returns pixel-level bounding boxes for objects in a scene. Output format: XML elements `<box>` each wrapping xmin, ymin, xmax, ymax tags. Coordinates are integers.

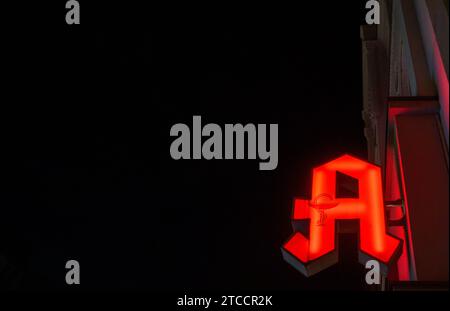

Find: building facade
<box><xmin>361</xmin><ymin>0</ymin><xmax>448</xmax><ymax>289</ymax></box>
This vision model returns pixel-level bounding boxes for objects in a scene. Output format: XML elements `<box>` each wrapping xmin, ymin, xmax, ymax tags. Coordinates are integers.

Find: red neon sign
<box><xmin>281</xmin><ymin>155</ymin><xmax>402</xmax><ymax>277</ymax></box>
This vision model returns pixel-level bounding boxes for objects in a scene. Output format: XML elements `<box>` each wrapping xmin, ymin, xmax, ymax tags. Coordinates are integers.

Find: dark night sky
<box><xmin>2</xmin><ymin>1</ymin><xmax>370</xmax><ymax>290</ymax></box>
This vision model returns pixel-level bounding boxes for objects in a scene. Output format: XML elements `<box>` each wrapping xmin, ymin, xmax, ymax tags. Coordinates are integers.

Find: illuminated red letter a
<box><xmin>281</xmin><ymin>155</ymin><xmax>401</xmax><ymax>277</ymax></box>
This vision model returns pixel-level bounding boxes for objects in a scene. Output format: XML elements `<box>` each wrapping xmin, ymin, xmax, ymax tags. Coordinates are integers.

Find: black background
<box><xmin>2</xmin><ymin>1</ymin><xmax>371</xmax><ymax>290</ymax></box>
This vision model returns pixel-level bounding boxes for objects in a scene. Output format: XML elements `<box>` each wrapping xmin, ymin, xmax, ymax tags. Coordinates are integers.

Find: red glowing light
<box><xmin>282</xmin><ymin>155</ymin><xmax>402</xmax><ymax>277</ymax></box>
